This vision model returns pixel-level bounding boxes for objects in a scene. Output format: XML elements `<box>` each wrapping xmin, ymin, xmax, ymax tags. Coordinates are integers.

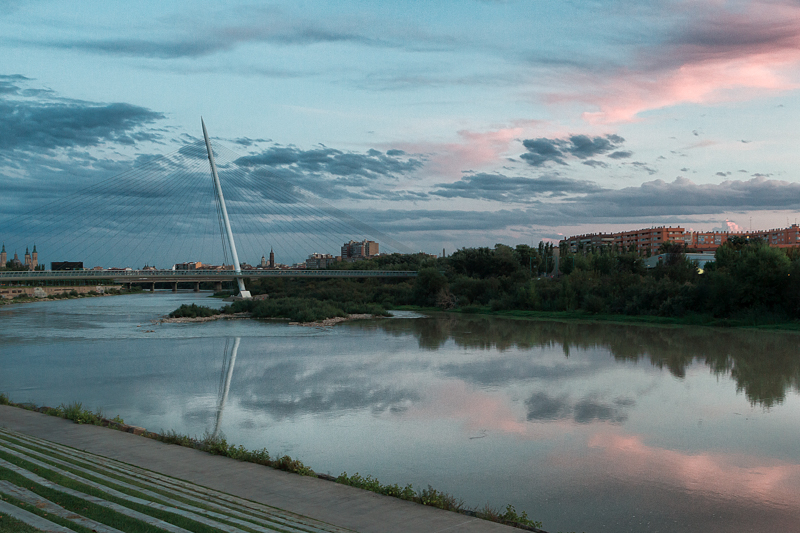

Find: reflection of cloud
<box><xmin>406</xmin><ymin>381</ymin><xmax>526</xmax><ymax>434</ymax></box>
<box><xmin>526</xmin><ymin>392</ymin><xmax>633</xmax><ymax>424</ymax></box>
<box><xmin>586</xmin><ymin>432</ymin><xmax>800</xmax><ymax>509</ymax></box>
<box><xmin>233</xmin><ymin>359</ymin><xmax>420</xmax><ymax>420</ymax></box>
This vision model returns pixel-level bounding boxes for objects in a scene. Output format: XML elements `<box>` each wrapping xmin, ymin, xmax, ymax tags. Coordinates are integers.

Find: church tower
<box><xmin>260</xmin><ymin>254</ymin><xmax>266</xmax><ymax>268</ymax></box>
<box><xmin>31</xmin><ymin>244</ymin><xmax>38</xmax><ymax>270</ymax></box>
<box><xmin>0</xmin><ymin>243</ymin><xmax>6</xmax><ymax>267</ymax></box>
<box><xmin>269</xmin><ymin>247</ymin><xmax>275</xmax><ymax>268</ymax></box>
<box><xmin>24</xmin><ymin>247</ymin><xmax>31</xmax><ymax>269</ymax></box>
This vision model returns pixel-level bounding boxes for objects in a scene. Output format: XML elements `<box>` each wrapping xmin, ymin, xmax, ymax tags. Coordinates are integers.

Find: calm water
<box><xmin>2</xmin><ymin>293</ymin><xmax>799</xmax><ymax>533</ymax></box>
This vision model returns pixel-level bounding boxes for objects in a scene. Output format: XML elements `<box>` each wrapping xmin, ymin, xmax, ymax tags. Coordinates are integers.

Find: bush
<box><xmin>169</xmin><ymin>304</ymin><xmax>221</xmax><ymax>318</ymax></box>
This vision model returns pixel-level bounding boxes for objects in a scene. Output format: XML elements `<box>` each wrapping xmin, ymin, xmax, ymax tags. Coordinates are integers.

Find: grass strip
<box><xmin>0</xmin><ymin>431</ymin><xmax>344</xmax><ymax>533</ymax></box>
<box><xmin>0</xmin><ymin>452</ymin><xmax>211</xmax><ymax>533</ymax></box>
<box><xmin>0</xmin><ymin>511</ymin><xmax>52</xmax><ymax>533</ymax></box>
<box><xmin>0</xmin><ymin>441</ymin><xmax>296</xmax><ymax>533</ymax></box>
<box><xmin>0</xmin><ymin>488</ymin><xmax>95</xmax><ymax>533</ymax></box>
<box><xmin>0</xmin><ymin>449</ymin><xmax>268</xmax><ymax>533</ymax></box>
<box><xmin>0</xmin><ymin>480</ymin><xmax>122</xmax><ymax>533</ymax></box>
<box><xmin>0</xmin><ymin>436</ymin><xmax>225</xmax><ymax>517</ymax></box>
<box><xmin>0</xmin><ymin>401</ymin><xmax>547</xmax><ymax>531</ymax></box>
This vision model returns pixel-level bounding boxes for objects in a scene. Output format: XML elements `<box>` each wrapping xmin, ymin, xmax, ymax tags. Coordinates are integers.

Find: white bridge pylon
<box><xmin>201</xmin><ymin>118</ymin><xmax>251</xmax><ymax>299</ymax></box>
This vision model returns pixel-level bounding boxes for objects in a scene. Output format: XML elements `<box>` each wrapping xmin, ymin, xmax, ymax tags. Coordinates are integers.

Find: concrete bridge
<box><xmin>0</xmin><ymin>269</ymin><xmax>418</xmax><ymax>292</ymax></box>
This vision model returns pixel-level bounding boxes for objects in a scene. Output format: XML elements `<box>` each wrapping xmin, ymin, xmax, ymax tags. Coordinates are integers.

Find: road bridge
<box><xmin>0</xmin><ymin>269</ymin><xmax>417</xmax><ymax>292</ymax></box>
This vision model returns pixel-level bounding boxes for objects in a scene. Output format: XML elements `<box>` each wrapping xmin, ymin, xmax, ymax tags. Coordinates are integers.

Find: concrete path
<box><xmin>0</xmin><ymin>406</ymin><xmax>518</xmax><ymax>533</ymax></box>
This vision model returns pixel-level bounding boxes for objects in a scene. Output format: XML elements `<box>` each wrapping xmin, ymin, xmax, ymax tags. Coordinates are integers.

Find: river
<box><xmin>1</xmin><ymin>292</ymin><xmax>799</xmax><ymax>533</ymax></box>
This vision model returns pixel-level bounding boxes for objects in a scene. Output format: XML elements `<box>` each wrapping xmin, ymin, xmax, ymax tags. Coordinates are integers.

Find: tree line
<box><xmin>243</xmin><ymin>237</ymin><xmax>800</xmax><ymax>325</ymax></box>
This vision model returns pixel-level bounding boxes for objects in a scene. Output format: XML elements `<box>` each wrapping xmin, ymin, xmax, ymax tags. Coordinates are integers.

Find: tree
<box><xmin>412</xmin><ymin>268</ymin><xmax>448</xmax><ymax>306</ymax></box>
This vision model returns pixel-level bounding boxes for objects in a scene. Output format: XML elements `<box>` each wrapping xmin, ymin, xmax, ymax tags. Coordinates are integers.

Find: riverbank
<box><xmin>156</xmin><ymin>311</ymin><xmax>379</xmax><ymax>327</ymax></box>
<box><xmin>0</xmin><ymin>287</ymin><xmax>132</xmax><ymax>306</ymax></box>
<box><xmin>0</xmin><ymin>397</ymin><xmax>546</xmax><ymax>532</ymax></box>
<box><xmin>392</xmin><ymin>305</ymin><xmax>800</xmax><ymax>331</ymax></box>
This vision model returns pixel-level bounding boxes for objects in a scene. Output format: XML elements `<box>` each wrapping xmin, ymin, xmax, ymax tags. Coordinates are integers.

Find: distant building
<box><xmin>563</xmin><ymin>233</ymin><xmax>616</xmax><ymax>253</ymax></box>
<box><xmin>260</xmin><ymin>248</ymin><xmax>276</xmax><ymax>269</ymax></box>
<box><xmin>51</xmin><ymin>261</ymin><xmax>83</xmax><ymax>271</ymax></box>
<box><xmin>0</xmin><ymin>244</ymin><xmax>6</xmax><ymax>267</ymax></box>
<box><xmin>614</xmin><ymin>227</ymin><xmax>685</xmax><ymax>255</ymax></box>
<box><xmin>644</xmin><ymin>252</ymin><xmax>716</xmax><ymax>270</ymax></box>
<box><xmin>174</xmin><ymin>261</ymin><xmax>203</xmax><ymax>270</ymax></box>
<box><xmin>562</xmin><ymin>223</ymin><xmax>800</xmax><ymax>255</ymax></box>
<box><xmin>341</xmin><ymin>240</ymin><xmax>379</xmax><ymax>261</ymax></box>
<box><xmin>306</xmin><ymin>253</ymin><xmax>336</xmax><ymax>269</ymax></box>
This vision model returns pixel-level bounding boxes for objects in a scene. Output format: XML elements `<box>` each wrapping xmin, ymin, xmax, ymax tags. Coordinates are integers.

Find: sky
<box><xmin>3</xmin><ymin>0</ymin><xmax>800</xmax><ymax>264</ymax></box>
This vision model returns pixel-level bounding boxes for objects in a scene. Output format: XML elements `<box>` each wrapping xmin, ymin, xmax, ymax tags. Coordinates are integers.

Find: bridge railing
<box><xmin>0</xmin><ymin>269</ymin><xmax>418</xmax><ymax>281</ymax></box>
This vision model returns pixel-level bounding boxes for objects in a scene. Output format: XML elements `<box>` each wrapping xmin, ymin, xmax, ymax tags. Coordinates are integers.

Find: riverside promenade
<box><xmin>0</xmin><ymin>406</ymin><xmax>520</xmax><ymax>533</ymax></box>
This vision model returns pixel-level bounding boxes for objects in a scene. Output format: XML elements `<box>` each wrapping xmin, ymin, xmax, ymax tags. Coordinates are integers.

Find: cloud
<box><xmin>430</xmin><ymin>172</ymin><xmax>603</xmax><ymax>202</ymax></box>
<box><xmin>563</xmin><ymin>2</ymin><xmax>800</xmax><ymax>123</ymax></box>
<box><xmin>630</xmin><ymin>161</ymin><xmax>658</xmax><ymax>175</ymax></box>
<box><xmin>234</xmin><ymin>145</ymin><xmax>422</xmax><ymax>178</ymax></box>
<box><xmin>608</xmin><ymin>150</ymin><xmax>632</xmax><ymax>159</ymax></box>
<box><xmin>392</xmin><ymin>125</ymin><xmax>531</xmax><ymax>178</ymax></box>
<box><xmin>35</xmin><ymin>6</ymin><xmax>458</xmax><ymax>60</ymax></box>
<box><xmin>520</xmin><ymin>134</ymin><xmax>626</xmax><ymax>167</ymax></box>
<box><xmin>0</xmin><ymin>77</ymin><xmax>164</xmax><ymax>153</ymax></box>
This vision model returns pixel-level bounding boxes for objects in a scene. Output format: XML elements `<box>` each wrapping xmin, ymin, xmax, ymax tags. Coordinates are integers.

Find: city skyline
<box><xmin>3</xmin><ymin>1</ymin><xmax>800</xmax><ymax>256</ymax></box>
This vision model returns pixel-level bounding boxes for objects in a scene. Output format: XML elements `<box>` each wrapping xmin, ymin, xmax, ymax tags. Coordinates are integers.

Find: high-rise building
<box><xmin>341</xmin><ymin>240</ymin><xmax>379</xmax><ymax>261</ymax></box>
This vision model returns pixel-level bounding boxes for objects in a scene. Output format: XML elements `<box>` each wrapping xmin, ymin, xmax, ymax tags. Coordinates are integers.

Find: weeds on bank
<box><xmin>2</xmin><ymin>396</ymin><xmax>546</xmax><ymax>531</ymax></box>
<box><xmin>335</xmin><ymin>472</ymin><xmax>543</xmax><ymax>529</ymax></box>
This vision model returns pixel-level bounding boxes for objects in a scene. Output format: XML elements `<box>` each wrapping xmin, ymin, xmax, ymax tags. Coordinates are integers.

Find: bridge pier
<box><xmin>171</xmin><ymin>282</ymin><xmax>178</xmax><ymax>292</ymax></box>
<box><xmin>150</xmin><ymin>282</ymin><xmax>155</xmax><ymax>292</ymax></box>
<box><xmin>214</xmin><ymin>281</ymin><xmax>222</xmax><ymax>292</ymax></box>
<box><xmin>194</xmin><ymin>283</ymin><xmax>200</xmax><ymax>292</ymax></box>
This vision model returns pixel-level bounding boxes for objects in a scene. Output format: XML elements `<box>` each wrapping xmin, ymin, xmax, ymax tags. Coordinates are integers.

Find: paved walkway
<box><xmin>0</xmin><ymin>406</ymin><xmax>517</xmax><ymax>533</ymax></box>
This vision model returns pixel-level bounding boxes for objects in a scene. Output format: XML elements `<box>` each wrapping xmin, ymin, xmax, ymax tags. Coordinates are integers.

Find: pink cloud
<box><xmin>554</xmin><ymin>2</ymin><xmax>800</xmax><ymax>123</ymax></box>
<box><xmin>388</xmin><ymin>121</ymin><xmax>546</xmax><ymax>179</ymax></box>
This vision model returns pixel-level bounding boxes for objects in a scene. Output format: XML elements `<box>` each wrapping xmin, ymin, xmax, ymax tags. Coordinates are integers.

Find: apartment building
<box><xmin>613</xmin><ymin>227</ymin><xmax>685</xmax><ymax>254</ymax></box>
<box><xmin>306</xmin><ymin>253</ymin><xmax>336</xmax><ymax>269</ymax></box>
<box><xmin>562</xmin><ymin>224</ymin><xmax>800</xmax><ymax>255</ymax></box>
<box><xmin>341</xmin><ymin>239</ymin><xmax>379</xmax><ymax>261</ymax></box>
<box><xmin>563</xmin><ymin>233</ymin><xmax>616</xmax><ymax>253</ymax></box>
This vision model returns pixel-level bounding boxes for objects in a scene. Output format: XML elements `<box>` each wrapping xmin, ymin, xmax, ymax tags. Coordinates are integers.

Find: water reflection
<box><xmin>213</xmin><ymin>337</ymin><xmax>239</xmax><ymax>438</ymax></box>
<box><xmin>3</xmin><ymin>297</ymin><xmax>800</xmax><ymax>533</ymax></box>
<box><xmin>348</xmin><ymin>316</ymin><xmax>800</xmax><ymax>408</ymax></box>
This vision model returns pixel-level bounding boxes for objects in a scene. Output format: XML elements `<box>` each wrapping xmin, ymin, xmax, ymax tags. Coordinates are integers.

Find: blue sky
<box><xmin>3</xmin><ymin>0</ymin><xmax>800</xmax><ymax>264</ymax></box>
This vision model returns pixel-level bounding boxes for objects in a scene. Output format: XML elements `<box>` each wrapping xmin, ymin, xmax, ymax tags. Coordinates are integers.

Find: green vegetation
<box><xmin>239</xmin><ymin>239</ymin><xmax>800</xmax><ymax>328</ymax></box>
<box><xmin>0</xmin><ymin>513</ymin><xmax>44</xmax><ymax>533</ymax></box>
<box><xmin>335</xmin><ymin>472</ymin><xmax>543</xmax><ymax>528</ymax></box>
<box><xmin>168</xmin><ymin>303</ymin><xmax>222</xmax><ymax>318</ymax></box>
<box><xmin>1</xmin><ymin>396</ymin><xmax>545</xmax><ymax>531</ymax></box>
<box><xmin>222</xmin><ymin>296</ymin><xmax>389</xmax><ymax>322</ymax></box>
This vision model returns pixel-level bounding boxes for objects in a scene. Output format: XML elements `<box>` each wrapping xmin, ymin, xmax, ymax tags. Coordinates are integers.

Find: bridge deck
<box><xmin>0</xmin><ymin>269</ymin><xmax>417</xmax><ymax>283</ymax></box>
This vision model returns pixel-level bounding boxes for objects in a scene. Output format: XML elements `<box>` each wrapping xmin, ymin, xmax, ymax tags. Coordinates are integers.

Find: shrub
<box><xmin>169</xmin><ymin>303</ymin><xmax>221</xmax><ymax>318</ymax></box>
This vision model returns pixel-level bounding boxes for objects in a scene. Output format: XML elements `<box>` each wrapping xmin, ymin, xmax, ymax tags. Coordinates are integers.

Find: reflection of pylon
<box><xmin>213</xmin><ymin>337</ymin><xmax>240</xmax><ymax>438</ymax></box>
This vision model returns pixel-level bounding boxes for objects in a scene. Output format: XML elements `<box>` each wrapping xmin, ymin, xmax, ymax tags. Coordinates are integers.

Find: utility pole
<box><xmin>202</xmin><ymin>118</ymin><xmax>250</xmax><ymax>299</ymax></box>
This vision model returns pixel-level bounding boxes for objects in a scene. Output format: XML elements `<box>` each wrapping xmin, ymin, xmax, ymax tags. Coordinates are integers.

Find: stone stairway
<box><xmin>0</xmin><ymin>427</ymin><xmax>356</xmax><ymax>533</ymax></box>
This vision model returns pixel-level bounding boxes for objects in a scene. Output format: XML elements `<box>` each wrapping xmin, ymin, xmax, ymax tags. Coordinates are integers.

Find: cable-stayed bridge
<box><xmin>0</xmin><ymin>120</ymin><xmax>418</xmax><ymax>293</ymax></box>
